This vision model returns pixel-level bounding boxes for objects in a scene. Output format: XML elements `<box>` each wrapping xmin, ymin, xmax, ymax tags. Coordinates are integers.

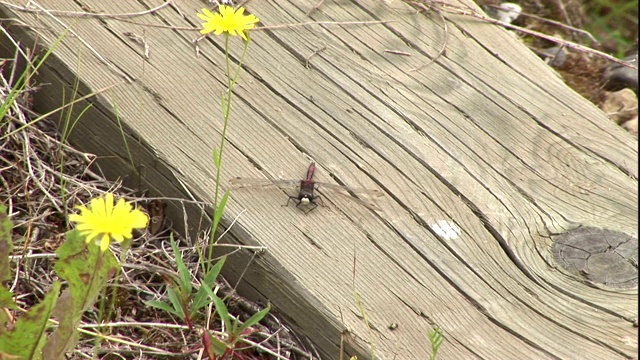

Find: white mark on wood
<box><xmin>430</xmin><ymin>220</ymin><xmax>461</xmax><ymax>240</ymax></box>
<box><xmin>384</xmin><ymin>49</ymin><xmax>411</xmax><ymax>56</ymax></box>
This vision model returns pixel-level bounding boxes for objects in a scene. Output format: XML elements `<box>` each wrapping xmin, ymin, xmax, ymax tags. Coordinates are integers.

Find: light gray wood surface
<box><xmin>1</xmin><ymin>0</ymin><xmax>637</xmax><ymax>358</ymax></box>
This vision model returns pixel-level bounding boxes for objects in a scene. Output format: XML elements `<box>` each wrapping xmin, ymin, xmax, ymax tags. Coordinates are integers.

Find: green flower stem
<box><xmin>207</xmin><ymin>34</ymin><xmax>251</xmax><ymax>268</ymax></box>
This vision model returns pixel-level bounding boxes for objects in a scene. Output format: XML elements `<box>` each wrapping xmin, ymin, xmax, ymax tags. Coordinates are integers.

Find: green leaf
<box><xmin>191</xmin><ymin>286</ymin><xmax>215</xmax><ymax>317</ymax></box>
<box><xmin>0</xmin><ymin>288</ymin><xmax>16</xmax><ymax>313</ymax></box>
<box><xmin>213</xmin><ymin>190</ymin><xmax>230</xmax><ymax>234</ymax></box>
<box><xmin>0</xmin><ymin>203</ymin><xmax>14</xmax><ymax>282</ymax></box>
<box><xmin>429</xmin><ymin>326</ymin><xmax>445</xmax><ymax>360</ymax></box>
<box><xmin>203</xmin><ymin>329</ymin><xmax>227</xmax><ymax>357</ymax></box>
<box><xmin>166</xmin><ymin>287</ymin><xmax>186</xmax><ymax>320</ymax></box>
<box><xmin>170</xmin><ymin>235</ymin><xmax>192</xmax><ymax>295</ymax></box>
<box><xmin>42</xmin><ymin>229</ymin><xmax>118</xmax><ymax>358</ymax></box>
<box><xmin>220</xmin><ymin>95</ymin><xmax>227</xmax><ymax>115</ymax></box>
<box><xmin>204</xmin><ymin>256</ymin><xmax>226</xmax><ymax>289</ymax></box>
<box><xmin>144</xmin><ymin>300</ymin><xmax>180</xmax><ymax>316</ymax></box>
<box><xmin>191</xmin><ymin>256</ymin><xmax>227</xmax><ymax>314</ymax></box>
<box><xmin>207</xmin><ymin>330</ymin><xmax>229</xmax><ymax>354</ymax></box>
<box><xmin>0</xmin><ymin>282</ymin><xmax>61</xmax><ymax>359</ymax></box>
<box><xmin>237</xmin><ymin>303</ymin><xmax>270</xmax><ymax>335</ymax></box>
<box><xmin>212</xmin><ymin>294</ymin><xmax>232</xmax><ymax>334</ymax></box>
<box><xmin>213</xmin><ymin>147</ymin><xmax>221</xmax><ymax>170</ymax></box>
<box><xmin>0</xmin><ymin>203</ymin><xmax>17</xmax><ymax>311</ymax></box>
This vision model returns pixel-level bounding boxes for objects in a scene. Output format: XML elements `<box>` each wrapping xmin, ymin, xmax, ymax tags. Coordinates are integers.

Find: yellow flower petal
<box><xmin>70</xmin><ymin>193</ymin><xmax>149</xmax><ymax>251</ymax></box>
<box><xmin>99</xmin><ymin>234</ymin><xmax>111</xmax><ymax>252</ymax></box>
<box><xmin>197</xmin><ymin>5</ymin><xmax>259</xmax><ymax>40</ymax></box>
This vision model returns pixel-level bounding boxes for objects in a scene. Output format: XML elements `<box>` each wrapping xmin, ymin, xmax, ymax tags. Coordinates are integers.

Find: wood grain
<box><xmin>1</xmin><ymin>0</ymin><xmax>636</xmax><ymax>358</ymax></box>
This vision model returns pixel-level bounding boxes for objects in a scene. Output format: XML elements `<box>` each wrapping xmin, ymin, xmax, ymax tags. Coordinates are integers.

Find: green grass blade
<box><xmin>169</xmin><ymin>234</ymin><xmax>192</xmax><ymax>294</ymax></box>
<box><xmin>166</xmin><ymin>287</ymin><xmax>186</xmax><ymax>320</ymax></box>
<box><xmin>191</xmin><ymin>256</ymin><xmax>227</xmax><ymax>314</ymax></box>
<box><xmin>429</xmin><ymin>326</ymin><xmax>445</xmax><ymax>360</ymax></box>
<box><xmin>211</xmin><ymin>293</ymin><xmax>232</xmax><ymax>334</ymax></box>
<box><xmin>144</xmin><ymin>300</ymin><xmax>181</xmax><ymax>317</ymax></box>
<box><xmin>203</xmin><ymin>256</ymin><xmax>226</xmax><ymax>288</ymax></box>
<box><xmin>237</xmin><ymin>303</ymin><xmax>270</xmax><ymax>335</ymax></box>
<box><xmin>213</xmin><ymin>190</ymin><xmax>230</xmax><ymax>234</ymax></box>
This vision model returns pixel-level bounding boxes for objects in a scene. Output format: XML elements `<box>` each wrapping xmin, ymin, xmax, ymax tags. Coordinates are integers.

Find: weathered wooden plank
<box><xmin>1</xmin><ymin>0</ymin><xmax>636</xmax><ymax>358</ymax></box>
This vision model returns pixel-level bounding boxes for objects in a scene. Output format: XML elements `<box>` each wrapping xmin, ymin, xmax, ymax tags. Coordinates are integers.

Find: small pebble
<box><xmin>484</xmin><ymin>3</ymin><xmax>522</xmax><ymax>24</ymax></box>
<box><xmin>603</xmin><ymin>52</ymin><xmax>638</xmax><ymax>93</ymax></box>
<box><xmin>536</xmin><ymin>46</ymin><xmax>568</xmax><ymax>68</ymax></box>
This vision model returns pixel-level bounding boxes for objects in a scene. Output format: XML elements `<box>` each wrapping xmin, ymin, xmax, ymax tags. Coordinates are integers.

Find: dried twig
<box><xmin>0</xmin><ymin>0</ymin><xmax>173</xmax><ymax>18</ymax></box>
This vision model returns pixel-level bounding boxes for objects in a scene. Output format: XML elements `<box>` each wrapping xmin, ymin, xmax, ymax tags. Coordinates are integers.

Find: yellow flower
<box><xmin>70</xmin><ymin>193</ymin><xmax>149</xmax><ymax>251</ymax></box>
<box><xmin>197</xmin><ymin>5</ymin><xmax>259</xmax><ymax>41</ymax></box>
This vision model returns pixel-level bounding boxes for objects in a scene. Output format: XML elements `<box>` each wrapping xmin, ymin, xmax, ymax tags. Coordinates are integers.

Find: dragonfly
<box><xmin>229</xmin><ymin>162</ymin><xmax>384</xmax><ymax>214</ymax></box>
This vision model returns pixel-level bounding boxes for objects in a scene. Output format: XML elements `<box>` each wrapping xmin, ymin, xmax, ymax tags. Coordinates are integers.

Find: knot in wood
<box><xmin>552</xmin><ymin>227</ymin><xmax>638</xmax><ymax>289</ymax></box>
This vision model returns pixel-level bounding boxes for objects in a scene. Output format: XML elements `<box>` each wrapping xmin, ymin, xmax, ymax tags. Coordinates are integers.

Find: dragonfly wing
<box><xmin>229</xmin><ymin>177</ymin><xmax>384</xmax><ymax>211</ymax></box>
<box><xmin>314</xmin><ymin>182</ymin><xmax>384</xmax><ymax>211</ymax></box>
<box><xmin>229</xmin><ymin>177</ymin><xmax>300</xmax><ymax>190</ymax></box>
<box><xmin>314</xmin><ymin>182</ymin><xmax>384</xmax><ymax>197</ymax></box>
<box><xmin>229</xmin><ymin>177</ymin><xmax>274</xmax><ymax>189</ymax></box>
